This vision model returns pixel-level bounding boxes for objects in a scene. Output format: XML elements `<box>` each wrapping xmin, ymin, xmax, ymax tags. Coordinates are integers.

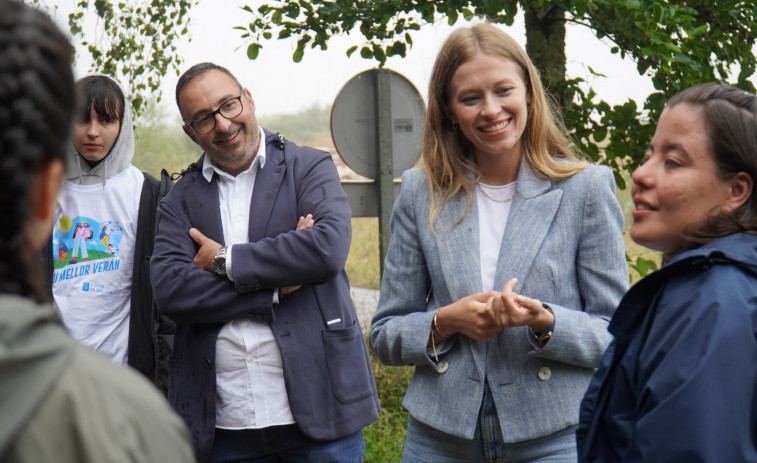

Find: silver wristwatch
<box><xmin>212</xmin><ymin>246</ymin><xmax>228</xmax><ymax>276</ymax></box>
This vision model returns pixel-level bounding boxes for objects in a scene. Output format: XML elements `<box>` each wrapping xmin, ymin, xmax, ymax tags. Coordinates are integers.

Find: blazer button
<box><xmin>437</xmin><ymin>360</ymin><xmax>449</xmax><ymax>374</ymax></box>
<box><xmin>538</xmin><ymin>366</ymin><xmax>551</xmax><ymax>381</ymax></box>
<box><xmin>205</xmin><ymin>358</ymin><xmax>213</xmax><ymax>369</ymax></box>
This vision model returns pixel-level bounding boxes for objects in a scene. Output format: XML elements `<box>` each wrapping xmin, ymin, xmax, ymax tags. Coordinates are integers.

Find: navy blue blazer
<box><xmin>150</xmin><ymin>130</ymin><xmax>379</xmax><ymax>462</ymax></box>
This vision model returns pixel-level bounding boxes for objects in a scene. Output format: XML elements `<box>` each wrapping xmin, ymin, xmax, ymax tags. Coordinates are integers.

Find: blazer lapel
<box><xmin>434</xmin><ymin>187</ymin><xmax>489</xmax><ymax>381</ymax></box>
<box><xmin>249</xmin><ymin>141</ymin><xmax>286</xmax><ymax>242</ymax></box>
<box><xmin>436</xmin><ymin>189</ymin><xmax>483</xmax><ymax>302</ymax></box>
<box><xmin>494</xmin><ymin>161</ymin><xmax>561</xmax><ymax>291</ymax></box>
<box><xmin>185</xmin><ymin>156</ymin><xmax>225</xmax><ymax>245</ymax></box>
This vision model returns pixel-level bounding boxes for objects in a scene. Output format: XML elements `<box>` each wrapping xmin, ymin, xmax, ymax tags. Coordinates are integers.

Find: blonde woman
<box><xmin>370</xmin><ymin>23</ymin><xmax>629</xmax><ymax>462</ymax></box>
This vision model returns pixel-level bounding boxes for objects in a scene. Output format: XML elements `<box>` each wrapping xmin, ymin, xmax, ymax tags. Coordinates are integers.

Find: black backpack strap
<box><xmin>266</xmin><ymin>132</ymin><xmax>286</xmax><ymax>150</ymax></box>
<box><xmin>170</xmin><ymin>159</ymin><xmax>202</xmax><ymax>181</ymax></box>
<box><xmin>155</xmin><ymin>168</ymin><xmax>173</xmax><ymax>236</ymax></box>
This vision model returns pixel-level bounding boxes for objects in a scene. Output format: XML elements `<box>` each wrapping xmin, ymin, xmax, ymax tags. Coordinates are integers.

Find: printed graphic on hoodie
<box><xmin>52</xmin><ymin>215</ymin><xmax>123</xmax><ymax>287</ymax></box>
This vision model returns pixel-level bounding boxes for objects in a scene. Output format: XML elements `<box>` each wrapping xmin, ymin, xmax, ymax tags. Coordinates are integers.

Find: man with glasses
<box><xmin>150</xmin><ymin>62</ymin><xmax>379</xmax><ymax>463</ymax></box>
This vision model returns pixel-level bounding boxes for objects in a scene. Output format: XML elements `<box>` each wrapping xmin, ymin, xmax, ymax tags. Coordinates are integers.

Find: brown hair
<box><xmin>423</xmin><ymin>23</ymin><xmax>587</xmax><ymax>227</ymax></box>
<box><xmin>75</xmin><ymin>75</ymin><xmax>125</xmax><ymax>125</ymax></box>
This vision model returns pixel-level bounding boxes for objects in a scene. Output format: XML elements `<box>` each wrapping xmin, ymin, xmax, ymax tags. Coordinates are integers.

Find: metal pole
<box><xmin>374</xmin><ymin>69</ymin><xmax>394</xmax><ymax>277</ymax></box>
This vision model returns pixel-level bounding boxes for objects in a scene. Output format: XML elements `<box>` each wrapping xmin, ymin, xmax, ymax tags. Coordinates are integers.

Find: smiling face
<box><xmin>446</xmin><ymin>52</ymin><xmax>530</xmax><ymax>180</ymax></box>
<box><xmin>74</xmin><ymin>106</ymin><xmax>121</xmax><ymax>163</ymax></box>
<box><xmin>631</xmin><ymin>104</ymin><xmax>742</xmax><ymax>254</ymax></box>
<box><xmin>178</xmin><ymin>69</ymin><xmax>259</xmax><ymax>176</ymax></box>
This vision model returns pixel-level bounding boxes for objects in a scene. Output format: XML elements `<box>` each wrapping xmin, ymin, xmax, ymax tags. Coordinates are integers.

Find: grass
<box><xmin>346</xmin><ymin>218</ymin><xmax>381</xmax><ymax>289</ymax></box>
<box><xmin>363</xmin><ymin>352</ymin><xmax>413</xmax><ymax>462</ymax></box>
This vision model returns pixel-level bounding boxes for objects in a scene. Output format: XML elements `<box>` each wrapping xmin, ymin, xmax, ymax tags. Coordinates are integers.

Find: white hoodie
<box><xmin>52</xmin><ymin>83</ymin><xmax>144</xmax><ymax>364</ymax></box>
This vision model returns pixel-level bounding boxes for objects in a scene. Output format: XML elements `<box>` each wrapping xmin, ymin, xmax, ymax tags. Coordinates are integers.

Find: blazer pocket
<box><xmin>322</xmin><ymin>321</ymin><xmax>374</xmax><ymax>404</ymax></box>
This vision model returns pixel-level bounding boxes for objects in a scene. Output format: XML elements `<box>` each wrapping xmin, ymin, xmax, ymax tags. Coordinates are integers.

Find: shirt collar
<box><xmin>201</xmin><ymin>126</ymin><xmax>267</xmax><ymax>182</ymax></box>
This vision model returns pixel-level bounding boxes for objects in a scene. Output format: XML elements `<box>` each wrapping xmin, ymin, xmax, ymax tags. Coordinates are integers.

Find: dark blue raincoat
<box><xmin>578</xmin><ymin>233</ymin><xmax>757</xmax><ymax>462</ymax></box>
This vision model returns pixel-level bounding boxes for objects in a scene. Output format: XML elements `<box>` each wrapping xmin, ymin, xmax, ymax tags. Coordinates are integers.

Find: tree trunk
<box><xmin>524</xmin><ymin>4</ymin><xmax>568</xmax><ymax>116</ymax></box>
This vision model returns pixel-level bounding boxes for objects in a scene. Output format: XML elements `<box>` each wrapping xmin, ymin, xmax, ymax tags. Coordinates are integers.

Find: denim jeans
<box><xmin>209</xmin><ymin>425</ymin><xmax>364</xmax><ymax>463</ymax></box>
<box><xmin>402</xmin><ymin>384</ymin><xmax>577</xmax><ymax>463</ymax></box>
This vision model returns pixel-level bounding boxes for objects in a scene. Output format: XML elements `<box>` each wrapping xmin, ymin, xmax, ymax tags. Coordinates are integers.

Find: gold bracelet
<box><xmin>431</xmin><ymin>328</ymin><xmax>440</xmax><ymax>362</ymax></box>
<box><xmin>433</xmin><ymin>309</ymin><xmax>449</xmax><ymax>338</ymax></box>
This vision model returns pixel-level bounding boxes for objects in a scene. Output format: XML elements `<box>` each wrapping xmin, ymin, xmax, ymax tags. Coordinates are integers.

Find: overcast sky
<box><xmin>44</xmin><ymin>0</ymin><xmax>656</xmax><ymax>120</ymax></box>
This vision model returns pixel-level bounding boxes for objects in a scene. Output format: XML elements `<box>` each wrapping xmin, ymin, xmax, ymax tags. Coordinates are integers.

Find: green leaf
<box><xmin>293</xmin><ymin>46</ymin><xmax>304</xmax><ymax>62</ymax></box>
<box><xmin>391</xmin><ymin>41</ymin><xmax>406</xmax><ymax>57</ymax></box>
<box><xmin>247</xmin><ymin>43</ymin><xmax>260</xmax><ymax>60</ymax></box>
<box><xmin>373</xmin><ymin>44</ymin><xmax>386</xmax><ymax>63</ymax></box>
<box><xmin>690</xmin><ymin>24</ymin><xmax>708</xmax><ymax>37</ymax></box>
<box><xmin>346</xmin><ymin>45</ymin><xmax>358</xmax><ymax>57</ymax></box>
<box><xmin>587</xmin><ymin>66</ymin><xmax>607</xmax><ymax>78</ymax></box>
<box><xmin>447</xmin><ymin>9</ymin><xmax>458</xmax><ymax>26</ymax></box>
<box><xmin>614</xmin><ymin>171</ymin><xmax>626</xmax><ymax>190</ymax></box>
<box><xmin>419</xmin><ymin>3</ymin><xmax>434</xmax><ymax>22</ymax></box>
<box><xmin>629</xmin><ymin>256</ymin><xmax>658</xmax><ymax>278</ymax></box>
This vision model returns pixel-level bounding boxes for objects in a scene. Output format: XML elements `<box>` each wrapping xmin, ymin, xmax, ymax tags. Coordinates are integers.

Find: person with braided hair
<box><xmin>578</xmin><ymin>83</ymin><xmax>757</xmax><ymax>461</ymax></box>
<box><xmin>0</xmin><ymin>1</ymin><xmax>194</xmax><ymax>461</ymax></box>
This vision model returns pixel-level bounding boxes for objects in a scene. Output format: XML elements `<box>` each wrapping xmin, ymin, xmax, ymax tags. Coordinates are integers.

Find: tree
<box><xmin>29</xmin><ymin>0</ymin><xmax>196</xmax><ymax>117</ymax></box>
<box><xmin>238</xmin><ymin>0</ymin><xmax>757</xmax><ymax>276</ymax></box>
<box><xmin>238</xmin><ymin>0</ymin><xmax>756</xmax><ymax>176</ymax></box>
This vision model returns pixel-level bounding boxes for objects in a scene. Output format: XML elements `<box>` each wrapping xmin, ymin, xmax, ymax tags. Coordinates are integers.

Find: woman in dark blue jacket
<box><xmin>578</xmin><ymin>83</ymin><xmax>757</xmax><ymax>462</ymax></box>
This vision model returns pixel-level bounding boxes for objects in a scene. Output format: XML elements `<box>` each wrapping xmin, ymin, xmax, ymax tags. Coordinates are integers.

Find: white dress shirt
<box><xmin>201</xmin><ymin>127</ymin><xmax>295</xmax><ymax>429</ymax></box>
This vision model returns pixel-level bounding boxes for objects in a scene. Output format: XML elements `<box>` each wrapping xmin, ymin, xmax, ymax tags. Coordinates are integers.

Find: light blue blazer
<box><xmin>370</xmin><ymin>160</ymin><xmax>629</xmax><ymax>443</ymax></box>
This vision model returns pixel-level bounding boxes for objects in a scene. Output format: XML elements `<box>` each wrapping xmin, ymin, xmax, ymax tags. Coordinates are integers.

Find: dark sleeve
<box><xmin>149</xmin><ymin>187</ymin><xmax>277</xmax><ymax>325</ymax></box>
<box><xmin>131</xmin><ymin>173</ymin><xmax>172</xmax><ymax>392</ymax></box>
<box><xmin>229</xmin><ymin>149</ymin><xmax>352</xmax><ymax>289</ymax></box>
<box><xmin>621</xmin><ymin>269</ymin><xmax>757</xmax><ymax>461</ymax></box>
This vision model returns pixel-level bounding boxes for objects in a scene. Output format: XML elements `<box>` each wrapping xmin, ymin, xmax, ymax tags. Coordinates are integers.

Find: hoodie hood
<box><xmin>65</xmin><ymin>79</ymin><xmax>135</xmax><ymax>186</ymax></box>
<box><xmin>669</xmin><ymin>231</ymin><xmax>757</xmax><ymax>270</ymax></box>
<box><xmin>0</xmin><ymin>294</ymin><xmax>75</xmax><ymax>455</ymax></box>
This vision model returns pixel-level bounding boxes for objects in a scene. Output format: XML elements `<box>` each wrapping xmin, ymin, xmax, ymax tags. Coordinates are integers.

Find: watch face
<box><xmin>213</xmin><ymin>247</ymin><xmax>227</xmax><ymax>275</ymax></box>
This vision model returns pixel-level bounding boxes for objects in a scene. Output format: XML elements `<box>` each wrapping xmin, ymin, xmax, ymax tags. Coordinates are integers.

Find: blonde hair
<box><xmin>423</xmin><ymin>23</ymin><xmax>587</xmax><ymax>227</ymax></box>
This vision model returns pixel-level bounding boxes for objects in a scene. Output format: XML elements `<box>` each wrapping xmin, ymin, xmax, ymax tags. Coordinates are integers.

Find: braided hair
<box><xmin>0</xmin><ymin>0</ymin><xmax>74</xmax><ymax>300</ymax></box>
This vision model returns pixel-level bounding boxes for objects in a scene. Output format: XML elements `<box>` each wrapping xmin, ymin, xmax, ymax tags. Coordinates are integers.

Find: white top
<box><xmin>202</xmin><ymin>127</ymin><xmax>295</xmax><ymax>429</ymax></box>
<box><xmin>476</xmin><ymin>181</ymin><xmax>517</xmax><ymax>291</ymax></box>
<box><xmin>52</xmin><ymin>165</ymin><xmax>144</xmax><ymax>364</ymax></box>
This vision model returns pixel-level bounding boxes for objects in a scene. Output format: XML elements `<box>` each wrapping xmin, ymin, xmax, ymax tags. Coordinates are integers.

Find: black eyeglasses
<box><xmin>185</xmin><ymin>94</ymin><xmax>244</xmax><ymax>134</ymax></box>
